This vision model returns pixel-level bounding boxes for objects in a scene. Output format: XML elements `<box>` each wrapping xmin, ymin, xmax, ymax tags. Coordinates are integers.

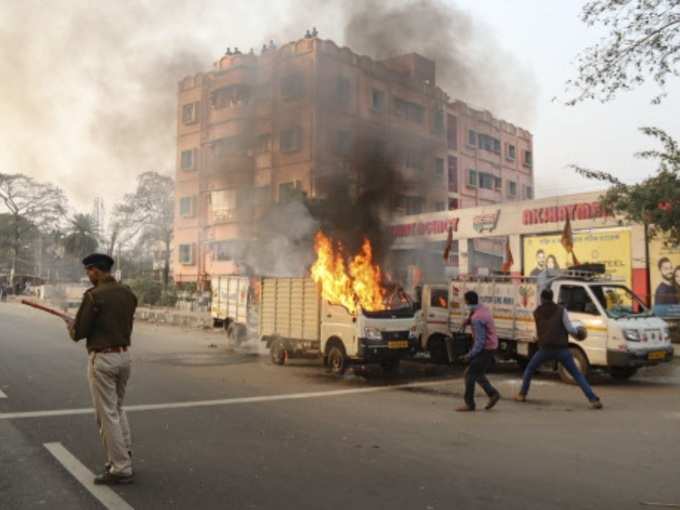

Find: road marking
<box><xmin>0</xmin><ymin>379</ymin><xmax>455</xmax><ymax>420</ymax></box>
<box><xmin>0</xmin><ymin>388</ymin><xmax>7</xmax><ymax>398</ymax></box>
<box><xmin>44</xmin><ymin>442</ymin><xmax>134</xmax><ymax>510</ymax></box>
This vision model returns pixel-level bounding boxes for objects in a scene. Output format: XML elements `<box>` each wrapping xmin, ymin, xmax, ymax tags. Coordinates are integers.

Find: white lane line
<box><xmin>0</xmin><ymin>388</ymin><xmax>7</xmax><ymax>398</ymax></box>
<box><xmin>0</xmin><ymin>379</ymin><xmax>455</xmax><ymax>421</ymax></box>
<box><xmin>44</xmin><ymin>442</ymin><xmax>134</xmax><ymax>510</ymax></box>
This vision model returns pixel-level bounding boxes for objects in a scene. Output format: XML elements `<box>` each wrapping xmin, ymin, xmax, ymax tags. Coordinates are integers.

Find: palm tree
<box><xmin>64</xmin><ymin>213</ymin><xmax>98</xmax><ymax>259</ymax></box>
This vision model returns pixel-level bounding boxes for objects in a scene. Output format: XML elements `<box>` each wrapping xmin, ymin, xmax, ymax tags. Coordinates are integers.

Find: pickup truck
<box><xmin>415</xmin><ymin>270</ymin><xmax>674</xmax><ymax>382</ymax></box>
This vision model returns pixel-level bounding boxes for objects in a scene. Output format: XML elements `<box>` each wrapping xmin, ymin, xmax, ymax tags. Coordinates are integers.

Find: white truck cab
<box><xmin>419</xmin><ymin>270</ymin><xmax>674</xmax><ymax>382</ymax></box>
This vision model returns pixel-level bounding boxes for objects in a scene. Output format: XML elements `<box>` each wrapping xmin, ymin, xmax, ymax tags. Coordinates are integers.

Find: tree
<box><xmin>114</xmin><ymin>171</ymin><xmax>174</xmax><ymax>288</ymax></box>
<box><xmin>567</xmin><ymin>2</ymin><xmax>680</xmax><ymax>244</ymax></box>
<box><xmin>64</xmin><ymin>213</ymin><xmax>99</xmax><ymax>259</ymax></box>
<box><xmin>567</xmin><ymin>0</ymin><xmax>680</xmax><ymax>105</ymax></box>
<box><xmin>573</xmin><ymin>127</ymin><xmax>680</xmax><ymax>243</ymax></box>
<box><xmin>0</xmin><ymin>173</ymin><xmax>67</xmax><ymax>285</ymax></box>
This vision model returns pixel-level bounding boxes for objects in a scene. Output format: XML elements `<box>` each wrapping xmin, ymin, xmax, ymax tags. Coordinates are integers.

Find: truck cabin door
<box><xmin>556</xmin><ymin>284</ymin><xmax>608</xmax><ymax>365</ymax></box>
<box><xmin>425</xmin><ymin>287</ymin><xmax>450</xmax><ymax>336</ymax></box>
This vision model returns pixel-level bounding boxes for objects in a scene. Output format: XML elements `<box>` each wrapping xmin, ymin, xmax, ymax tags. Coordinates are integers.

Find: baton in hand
<box><xmin>21</xmin><ymin>299</ymin><xmax>73</xmax><ymax>323</ymax></box>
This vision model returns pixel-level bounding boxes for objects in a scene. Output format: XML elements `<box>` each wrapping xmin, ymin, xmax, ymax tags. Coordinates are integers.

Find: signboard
<box><xmin>649</xmin><ymin>236</ymin><xmax>680</xmax><ymax>318</ymax></box>
<box><xmin>390</xmin><ymin>217</ymin><xmax>459</xmax><ymax>239</ymax></box>
<box><xmin>522</xmin><ymin>201</ymin><xmax>606</xmax><ymax>225</ymax></box>
<box><xmin>473</xmin><ymin>210</ymin><xmax>500</xmax><ymax>233</ymax></box>
<box><xmin>522</xmin><ymin>229</ymin><xmax>631</xmax><ymax>287</ymax></box>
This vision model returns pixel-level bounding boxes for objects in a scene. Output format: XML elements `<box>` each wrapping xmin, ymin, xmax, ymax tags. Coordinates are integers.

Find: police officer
<box><xmin>67</xmin><ymin>253</ymin><xmax>138</xmax><ymax>485</ymax></box>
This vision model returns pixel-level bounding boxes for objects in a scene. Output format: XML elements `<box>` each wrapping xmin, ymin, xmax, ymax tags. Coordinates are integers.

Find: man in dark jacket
<box><xmin>68</xmin><ymin>253</ymin><xmax>138</xmax><ymax>484</ymax></box>
<box><xmin>514</xmin><ymin>289</ymin><xmax>602</xmax><ymax>409</ymax></box>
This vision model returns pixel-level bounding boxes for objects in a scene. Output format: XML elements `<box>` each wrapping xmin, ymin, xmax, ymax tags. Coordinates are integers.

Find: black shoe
<box><xmin>104</xmin><ymin>451</ymin><xmax>132</xmax><ymax>473</ymax></box>
<box><xmin>94</xmin><ymin>471</ymin><xmax>134</xmax><ymax>485</ymax></box>
<box><xmin>485</xmin><ymin>393</ymin><xmax>501</xmax><ymax>410</ymax></box>
<box><xmin>589</xmin><ymin>399</ymin><xmax>603</xmax><ymax>410</ymax></box>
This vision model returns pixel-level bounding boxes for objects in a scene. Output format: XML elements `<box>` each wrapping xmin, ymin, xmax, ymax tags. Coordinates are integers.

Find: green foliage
<box><xmin>64</xmin><ymin>213</ymin><xmax>98</xmax><ymax>259</ymax></box>
<box><xmin>567</xmin><ymin>0</ymin><xmax>680</xmax><ymax>105</ymax></box>
<box><xmin>127</xmin><ymin>278</ymin><xmax>179</xmax><ymax>307</ymax></box>
<box><xmin>572</xmin><ymin>127</ymin><xmax>680</xmax><ymax>243</ymax></box>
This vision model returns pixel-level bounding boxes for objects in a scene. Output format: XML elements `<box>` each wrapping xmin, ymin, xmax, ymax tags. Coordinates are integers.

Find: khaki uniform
<box><xmin>71</xmin><ymin>276</ymin><xmax>137</xmax><ymax>476</ymax></box>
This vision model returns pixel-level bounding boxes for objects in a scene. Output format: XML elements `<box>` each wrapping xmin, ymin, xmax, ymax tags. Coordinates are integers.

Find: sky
<box><xmin>0</xmin><ymin>0</ymin><xmax>678</xmax><ymax>217</ymax></box>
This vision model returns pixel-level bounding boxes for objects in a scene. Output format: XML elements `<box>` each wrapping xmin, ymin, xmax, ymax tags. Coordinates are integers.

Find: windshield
<box><xmin>590</xmin><ymin>285</ymin><xmax>651</xmax><ymax>319</ymax></box>
<box><xmin>362</xmin><ymin>286</ymin><xmax>415</xmax><ymax>318</ymax></box>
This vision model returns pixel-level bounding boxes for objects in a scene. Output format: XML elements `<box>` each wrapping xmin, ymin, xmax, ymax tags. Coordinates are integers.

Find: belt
<box><xmin>90</xmin><ymin>346</ymin><xmax>128</xmax><ymax>354</ymax></box>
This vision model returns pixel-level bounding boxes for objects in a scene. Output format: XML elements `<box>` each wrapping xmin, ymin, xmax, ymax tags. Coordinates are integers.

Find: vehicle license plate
<box><xmin>388</xmin><ymin>340</ymin><xmax>409</xmax><ymax>349</ymax></box>
<box><xmin>648</xmin><ymin>351</ymin><xmax>666</xmax><ymax>361</ymax></box>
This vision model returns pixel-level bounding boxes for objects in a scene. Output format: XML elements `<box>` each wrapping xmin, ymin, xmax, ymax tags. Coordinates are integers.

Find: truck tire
<box><xmin>327</xmin><ymin>345</ymin><xmax>348</xmax><ymax>375</ymax></box>
<box><xmin>381</xmin><ymin>358</ymin><xmax>400</xmax><ymax>374</ymax></box>
<box><xmin>610</xmin><ymin>366</ymin><xmax>638</xmax><ymax>380</ymax></box>
<box><xmin>270</xmin><ymin>339</ymin><xmax>287</xmax><ymax>366</ymax></box>
<box><xmin>427</xmin><ymin>336</ymin><xmax>448</xmax><ymax>365</ymax></box>
<box><xmin>558</xmin><ymin>347</ymin><xmax>590</xmax><ymax>385</ymax></box>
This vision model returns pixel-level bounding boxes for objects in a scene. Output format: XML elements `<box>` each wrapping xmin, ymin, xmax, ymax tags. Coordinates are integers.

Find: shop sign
<box><xmin>390</xmin><ymin>217</ymin><xmax>459</xmax><ymax>239</ymax></box>
<box><xmin>522</xmin><ymin>202</ymin><xmax>606</xmax><ymax>225</ymax></box>
<box><xmin>473</xmin><ymin>210</ymin><xmax>500</xmax><ymax>233</ymax></box>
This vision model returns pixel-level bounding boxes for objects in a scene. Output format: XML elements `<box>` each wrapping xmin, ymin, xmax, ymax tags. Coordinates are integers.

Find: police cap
<box><xmin>82</xmin><ymin>253</ymin><xmax>115</xmax><ymax>271</ymax></box>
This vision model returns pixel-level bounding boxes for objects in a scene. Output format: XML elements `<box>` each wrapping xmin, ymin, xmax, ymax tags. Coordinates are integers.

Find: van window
<box><xmin>558</xmin><ymin>285</ymin><xmax>600</xmax><ymax>315</ymax></box>
<box><xmin>430</xmin><ymin>289</ymin><xmax>448</xmax><ymax>309</ymax></box>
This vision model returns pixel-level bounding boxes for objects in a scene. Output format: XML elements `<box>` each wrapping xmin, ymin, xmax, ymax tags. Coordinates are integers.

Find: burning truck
<box><xmin>211</xmin><ymin>232</ymin><xmax>418</xmax><ymax>374</ymax></box>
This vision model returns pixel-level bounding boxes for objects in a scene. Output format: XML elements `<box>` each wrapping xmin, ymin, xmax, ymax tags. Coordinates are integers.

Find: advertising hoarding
<box><xmin>649</xmin><ymin>236</ymin><xmax>680</xmax><ymax>318</ymax></box>
<box><xmin>522</xmin><ymin>229</ymin><xmax>631</xmax><ymax>287</ymax></box>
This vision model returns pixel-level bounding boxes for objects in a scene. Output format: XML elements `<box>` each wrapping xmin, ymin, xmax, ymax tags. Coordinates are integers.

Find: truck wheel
<box><xmin>558</xmin><ymin>347</ymin><xmax>590</xmax><ymax>385</ymax></box>
<box><xmin>270</xmin><ymin>339</ymin><xmax>287</xmax><ymax>366</ymax></box>
<box><xmin>610</xmin><ymin>366</ymin><xmax>638</xmax><ymax>380</ymax></box>
<box><xmin>381</xmin><ymin>359</ymin><xmax>400</xmax><ymax>374</ymax></box>
<box><xmin>327</xmin><ymin>345</ymin><xmax>348</xmax><ymax>375</ymax></box>
<box><xmin>428</xmin><ymin>336</ymin><xmax>448</xmax><ymax>365</ymax></box>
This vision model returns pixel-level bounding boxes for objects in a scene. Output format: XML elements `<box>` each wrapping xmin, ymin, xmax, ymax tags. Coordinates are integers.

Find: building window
<box><xmin>507</xmin><ymin>180</ymin><xmax>517</xmax><ymax>197</ymax></box>
<box><xmin>404</xmin><ymin>149</ymin><xmax>423</xmax><ymax>171</ymax></box>
<box><xmin>182</xmin><ymin>102</ymin><xmax>199</xmax><ymax>124</ymax></box>
<box><xmin>213</xmin><ymin>241</ymin><xmax>233</xmax><ymax>262</ymax></box>
<box><xmin>393</xmin><ymin>97</ymin><xmax>424</xmax><ymax>123</ymax></box>
<box><xmin>181</xmin><ymin>149</ymin><xmax>196</xmax><ymax>171</ymax></box>
<box><xmin>467</xmin><ymin>169</ymin><xmax>478</xmax><ymax>188</ymax></box>
<box><xmin>448</xmin><ymin>156</ymin><xmax>458</xmax><ymax>192</ymax></box>
<box><xmin>434</xmin><ymin>158</ymin><xmax>445</xmax><ymax>178</ymax></box>
<box><xmin>179</xmin><ymin>196</ymin><xmax>196</xmax><ymax>218</ymax></box>
<box><xmin>280</xmin><ymin>127</ymin><xmax>301</xmax><ymax>153</ymax></box>
<box><xmin>400</xmin><ymin>196</ymin><xmax>424</xmax><ymax>215</ymax></box>
<box><xmin>494</xmin><ymin>176</ymin><xmax>502</xmax><ymax>190</ymax></box>
<box><xmin>478</xmin><ymin>134</ymin><xmax>501</xmax><ymax>155</ymax></box>
<box><xmin>209</xmin><ymin>85</ymin><xmax>252</xmax><ymax>109</ymax></box>
<box><xmin>255</xmin><ymin>134</ymin><xmax>271</xmax><ymax>154</ymax></box>
<box><xmin>336</xmin><ymin>76</ymin><xmax>351</xmax><ymax>104</ymax></box>
<box><xmin>433</xmin><ymin>109</ymin><xmax>444</xmax><ymax>135</ymax></box>
<box><xmin>281</xmin><ymin>74</ymin><xmax>305</xmax><ymax>100</ymax></box>
<box><xmin>335</xmin><ymin>130</ymin><xmax>352</xmax><ymax>156</ymax></box>
<box><xmin>523</xmin><ymin>150</ymin><xmax>533</xmax><ymax>168</ymax></box>
<box><xmin>468</xmin><ymin>129</ymin><xmax>478</xmax><ymax>147</ymax></box>
<box><xmin>448</xmin><ymin>198</ymin><xmax>459</xmax><ymax>210</ymax></box>
<box><xmin>479</xmin><ymin>172</ymin><xmax>495</xmax><ymax>190</ymax></box>
<box><xmin>371</xmin><ymin>89</ymin><xmax>384</xmax><ymax>112</ymax></box>
<box><xmin>434</xmin><ymin>201</ymin><xmax>445</xmax><ymax>212</ymax></box>
<box><xmin>447</xmin><ymin>115</ymin><xmax>458</xmax><ymax>150</ymax></box>
<box><xmin>507</xmin><ymin>144</ymin><xmax>516</xmax><ymax>161</ymax></box>
<box><xmin>524</xmin><ymin>185</ymin><xmax>534</xmax><ymax>199</ymax></box>
<box><xmin>279</xmin><ymin>181</ymin><xmax>305</xmax><ymax>203</ymax></box>
<box><xmin>178</xmin><ymin>244</ymin><xmax>194</xmax><ymax>265</ymax></box>
<box><xmin>210</xmin><ymin>190</ymin><xmax>238</xmax><ymax>222</ymax></box>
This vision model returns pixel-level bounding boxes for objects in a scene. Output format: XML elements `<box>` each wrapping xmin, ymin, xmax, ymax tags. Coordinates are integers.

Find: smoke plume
<box><xmin>343</xmin><ymin>0</ymin><xmax>537</xmax><ymax>125</ymax></box>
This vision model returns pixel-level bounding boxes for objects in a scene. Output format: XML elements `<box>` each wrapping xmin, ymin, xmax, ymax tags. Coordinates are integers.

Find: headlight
<box><xmin>623</xmin><ymin>329</ymin><xmax>641</xmax><ymax>342</ymax></box>
<box><xmin>363</xmin><ymin>327</ymin><xmax>382</xmax><ymax>341</ymax></box>
<box><xmin>409</xmin><ymin>326</ymin><xmax>418</xmax><ymax>339</ymax></box>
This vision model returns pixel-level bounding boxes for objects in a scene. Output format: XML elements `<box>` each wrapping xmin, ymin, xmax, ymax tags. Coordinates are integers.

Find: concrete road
<box><xmin>1</xmin><ymin>301</ymin><xmax>679</xmax><ymax>510</ymax></box>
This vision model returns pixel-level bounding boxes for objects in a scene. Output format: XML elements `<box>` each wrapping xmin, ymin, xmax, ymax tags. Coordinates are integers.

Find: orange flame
<box><xmin>310</xmin><ymin>231</ymin><xmax>386</xmax><ymax>314</ymax></box>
